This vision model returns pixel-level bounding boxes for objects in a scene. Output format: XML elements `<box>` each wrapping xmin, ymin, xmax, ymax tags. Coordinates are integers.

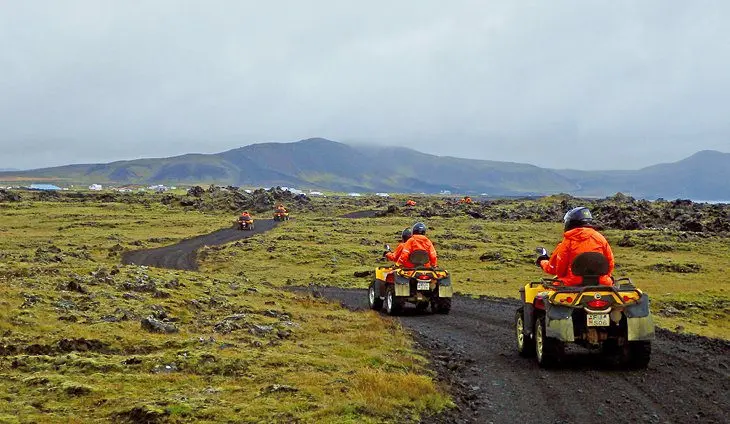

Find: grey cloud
<box><xmin>0</xmin><ymin>0</ymin><xmax>728</xmax><ymax>170</ymax></box>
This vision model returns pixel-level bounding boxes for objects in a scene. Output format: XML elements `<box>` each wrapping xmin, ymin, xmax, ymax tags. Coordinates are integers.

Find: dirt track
<box><xmin>314</xmin><ymin>287</ymin><xmax>729</xmax><ymax>424</ymax></box>
<box><xmin>120</xmin><ymin>217</ymin><xmax>729</xmax><ymax>423</ymax></box>
<box><xmin>121</xmin><ymin>219</ymin><xmax>279</xmax><ymax>270</ymax></box>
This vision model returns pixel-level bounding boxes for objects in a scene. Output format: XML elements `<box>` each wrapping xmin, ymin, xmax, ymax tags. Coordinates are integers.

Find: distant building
<box><xmin>148</xmin><ymin>184</ymin><xmax>168</xmax><ymax>193</ymax></box>
<box><xmin>89</xmin><ymin>184</ymin><xmax>103</xmax><ymax>191</ymax></box>
<box><xmin>375</xmin><ymin>192</ymin><xmax>390</xmax><ymax>197</ymax></box>
<box><xmin>348</xmin><ymin>192</ymin><xmax>362</xmax><ymax>197</ymax></box>
<box><xmin>29</xmin><ymin>183</ymin><xmax>61</xmax><ymax>191</ymax></box>
<box><xmin>309</xmin><ymin>191</ymin><xmax>324</xmax><ymax>196</ymax></box>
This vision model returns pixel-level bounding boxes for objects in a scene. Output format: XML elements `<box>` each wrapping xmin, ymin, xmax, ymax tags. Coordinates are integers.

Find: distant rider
<box><xmin>536</xmin><ymin>207</ymin><xmax>615</xmax><ymax>286</ymax></box>
<box><xmin>384</xmin><ymin>228</ymin><xmax>412</xmax><ymax>263</ymax></box>
<box><xmin>240</xmin><ymin>211</ymin><xmax>252</xmax><ymax>220</ymax></box>
<box><xmin>396</xmin><ymin>222</ymin><xmax>438</xmax><ymax>268</ymax></box>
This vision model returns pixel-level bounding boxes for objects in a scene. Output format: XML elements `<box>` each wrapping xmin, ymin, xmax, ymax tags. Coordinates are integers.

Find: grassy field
<box><xmin>201</xmin><ymin>206</ymin><xmax>730</xmax><ymax>339</ymax></box>
<box><xmin>0</xmin><ymin>201</ymin><xmax>450</xmax><ymax>423</ymax></box>
<box><xmin>1</xmin><ymin>194</ymin><xmax>728</xmax><ymax>422</ymax></box>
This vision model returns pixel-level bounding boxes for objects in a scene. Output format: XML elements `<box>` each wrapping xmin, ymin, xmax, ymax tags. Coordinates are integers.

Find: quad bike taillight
<box><xmin>587</xmin><ymin>299</ymin><xmax>610</xmax><ymax>309</ymax></box>
<box><xmin>417</xmin><ymin>274</ymin><xmax>432</xmax><ymax>280</ymax></box>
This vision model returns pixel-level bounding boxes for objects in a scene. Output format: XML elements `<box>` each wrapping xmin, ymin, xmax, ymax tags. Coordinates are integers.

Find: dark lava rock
<box><xmin>0</xmin><ymin>189</ymin><xmax>21</xmax><ymax>202</ymax></box>
<box><xmin>114</xmin><ymin>405</ymin><xmax>168</xmax><ymax>424</ymax></box>
<box><xmin>140</xmin><ymin>317</ymin><xmax>179</xmax><ymax>334</ymax></box>
<box><xmin>353</xmin><ymin>270</ymin><xmax>372</xmax><ymax>278</ymax></box>
<box><xmin>57</xmin><ymin>337</ymin><xmax>109</xmax><ymax>353</ymax></box>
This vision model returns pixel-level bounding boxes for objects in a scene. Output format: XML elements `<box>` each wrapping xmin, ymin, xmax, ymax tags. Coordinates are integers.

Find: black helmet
<box><xmin>401</xmin><ymin>228</ymin><xmax>412</xmax><ymax>242</ymax></box>
<box><xmin>563</xmin><ymin>207</ymin><xmax>593</xmax><ymax>231</ymax></box>
<box><xmin>412</xmin><ymin>222</ymin><xmax>427</xmax><ymax>235</ymax></box>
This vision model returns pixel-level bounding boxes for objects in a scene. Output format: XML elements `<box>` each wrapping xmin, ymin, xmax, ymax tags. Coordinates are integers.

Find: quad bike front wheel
<box><xmin>536</xmin><ymin>315</ymin><xmax>564</xmax><ymax>368</ymax></box>
<box><xmin>385</xmin><ymin>286</ymin><xmax>401</xmax><ymax>316</ymax></box>
<box><xmin>368</xmin><ymin>282</ymin><xmax>383</xmax><ymax>311</ymax></box>
<box><xmin>515</xmin><ymin>308</ymin><xmax>535</xmax><ymax>357</ymax></box>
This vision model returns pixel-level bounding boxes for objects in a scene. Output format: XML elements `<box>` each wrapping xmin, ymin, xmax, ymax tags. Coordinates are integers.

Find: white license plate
<box><xmin>417</xmin><ymin>281</ymin><xmax>430</xmax><ymax>290</ymax></box>
<box><xmin>587</xmin><ymin>313</ymin><xmax>610</xmax><ymax>327</ymax></box>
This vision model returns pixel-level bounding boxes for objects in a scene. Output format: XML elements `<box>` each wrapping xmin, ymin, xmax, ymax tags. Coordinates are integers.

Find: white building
<box><xmin>89</xmin><ymin>184</ymin><xmax>102</xmax><ymax>191</ymax></box>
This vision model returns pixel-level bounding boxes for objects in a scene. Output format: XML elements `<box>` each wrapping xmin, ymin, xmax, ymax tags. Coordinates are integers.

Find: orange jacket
<box><xmin>540</xmin><ymin>227</ymin><xmax>614</xmax><ymax>286</ymax></box>
<box><xmin>396</xmin><ymin>234</ymin><xmax>438</xmax><ymax>268</ymax></box>
<box><xmin>385</xmin><ymin>243</ymin><xmax>405</xmax><ymax>263</ymax></box>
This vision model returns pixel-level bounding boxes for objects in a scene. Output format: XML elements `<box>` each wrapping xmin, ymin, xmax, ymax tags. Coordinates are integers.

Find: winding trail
<box><xmin>120</xmin><ymin>212</ymin><xmax>729</xmax><ymax>423</ymax></box>
<box><xmin>121</xmin><ymin>219</ymin><xmax>278</xmax><ymax>270</ymax></box>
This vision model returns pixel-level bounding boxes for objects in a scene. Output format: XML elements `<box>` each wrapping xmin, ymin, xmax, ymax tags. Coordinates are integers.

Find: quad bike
<box><xmin>368</xmin><ymin>245</ymin><xmax>453</xmax><ymax>315</ymax></box>
<box><xmin>516</xmin><ymin>248</ymin><xmax>654</xmax><ymax>368</ymax></box>
<box><xmin>273</xmin><ymin>210</ymin><xmax>289</xmax><ymax>221</ymax></box>
<box><xmin>237</xmin><ymin>216</ymin><xmax>255</xmax><ymax>231</ymax></box>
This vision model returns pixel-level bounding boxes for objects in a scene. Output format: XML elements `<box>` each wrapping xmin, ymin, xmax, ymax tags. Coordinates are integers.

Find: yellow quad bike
<box><xmin>237</xmin><ymin>216</ymin><xmax>254</xmax><ymax>231</ymax></box>
<box><xmin>368</xmin><ymin>246</ymin><xmax>453</xmax><ymax>315</ymax></box>
<box><xmin>516</xmin><ymin>248</ymin><xmax>654</xmax><ymax>368</ymax></box>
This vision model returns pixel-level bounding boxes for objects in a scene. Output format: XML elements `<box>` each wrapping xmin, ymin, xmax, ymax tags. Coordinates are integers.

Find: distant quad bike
<box><xmin>273</xmin><ymin>210</ymin><xmax>290</xmax><ymax>221</ymax></box>
<box><xmin>237</xmin><ymin>216</ymin><xmax>254</xmax><ymax>231</ymax></box>
<box><xmin>516</xmin><ymin>248</ymin><xmax>654</xmax><ymax>368</ymax></box>
<box><xmin>368</xmin><ymin>245</ymin><xmax>453</xmax><ymax>315</ymax></box>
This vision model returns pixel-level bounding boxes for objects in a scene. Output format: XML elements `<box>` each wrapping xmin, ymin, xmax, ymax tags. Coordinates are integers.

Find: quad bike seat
<box><xmin>408</xmin><ymin>250</ymin><xmax>430</xmax><ymax>268</ymax></box>
<box><xmin>570</xmin><ymin>252</ymin><xmax>609</xmax><ymax>286</ymax></box>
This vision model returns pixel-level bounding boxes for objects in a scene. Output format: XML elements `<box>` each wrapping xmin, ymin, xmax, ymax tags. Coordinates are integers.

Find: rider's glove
<box><xmin>535</xmin><ymin>255</ymin><xmax>549</xmax><ymax>268</ymax></box>
<box><xmin>382</xmin><ymin>251</ymin><xmax>389</xmax><ymax>258</ymax></box>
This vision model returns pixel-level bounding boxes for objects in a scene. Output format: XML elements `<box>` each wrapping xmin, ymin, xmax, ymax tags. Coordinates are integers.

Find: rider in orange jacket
<box><xmin>536</xmin><ymin>207</ymin><xmax>615</xmax><ymax>286</ymax></box>
<box><xmin>396</xmin><ymin>222</ymin><xmax>438</xmax><ymax>268</ymax></box>
<box><xmin>385</xmin><ymin>228</ymin><xmax>412</xmax><ymax>263</ymax></box>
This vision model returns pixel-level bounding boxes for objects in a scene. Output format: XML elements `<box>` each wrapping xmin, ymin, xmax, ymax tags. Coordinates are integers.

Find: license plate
<box><xmin>417</xmin><ymin>281</ymin><xmax>430</xmax><ymax>290</ymax></box>
<box><xmin>587</xmin><ymin>313</ymin><xmax>610</xmax><ymax>327</ymax></box>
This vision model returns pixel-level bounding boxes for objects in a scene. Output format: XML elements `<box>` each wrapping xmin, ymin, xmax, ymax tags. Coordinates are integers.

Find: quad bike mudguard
<box><xmin>625</xmin><ymin>294</ymin><xmax>655</xmax><ymax>341</ymax></box>
<box><xmin>545</xmin><ymin>302</ymin><xmax>575</xmax><ymax>342</ymax></box>
<box><xmin>394</xmin><ymin>272</ymin><xmax>411</xmax><ymax>297</ymax></box>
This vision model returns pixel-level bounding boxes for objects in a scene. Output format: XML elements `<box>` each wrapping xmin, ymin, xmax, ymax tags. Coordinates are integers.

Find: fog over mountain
<box><xmin>2</xmin><ymin>138</ymin><xmax>729</xmax><ymax>200</ymax></box>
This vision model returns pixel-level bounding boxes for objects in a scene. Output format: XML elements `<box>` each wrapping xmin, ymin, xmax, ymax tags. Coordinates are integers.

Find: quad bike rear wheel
<box><xmin>536</xmin><ymin>315</ymin><xmax>564</xmax><ymax>368</ymax></box>
<box><xmin>626</xmin><ymin>341</ymin><xmax>651</xmax><ymax>369</ymax></box>
<box><xmin>433</xmin><ymin>297</ymin><xmax>451</xmax><ymax>314</ymax></box>
<box><xmin>516</xmin><ymin>308</ymin><xmax>536</xmax><ymax>357</ymax></box>
<box><xmin>385</xmin><ymin>286</ymin><xmax>401</xmax><ymax>316</ymax></box>
<box><xmin>368</xmin><ymin>282</ymin><xmax>383</xmax><ymax>311</ymax></box>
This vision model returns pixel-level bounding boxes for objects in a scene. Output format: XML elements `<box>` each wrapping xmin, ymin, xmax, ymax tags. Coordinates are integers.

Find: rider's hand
<box><xmin>382</xmin><ymin>251</ymin><xmax>389</xmax><ymax>258</ymax></box>
<box><xmin>535</xmin><ymin>255</ymin><xmax>549</xmax><ymax>267</ymax></box>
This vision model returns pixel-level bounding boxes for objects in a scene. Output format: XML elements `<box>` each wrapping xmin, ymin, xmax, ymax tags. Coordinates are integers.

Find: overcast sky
<box><xmin>1</xmin><ymin>0</ymin><xmax>728</xmax><ymax>170</ymax></box>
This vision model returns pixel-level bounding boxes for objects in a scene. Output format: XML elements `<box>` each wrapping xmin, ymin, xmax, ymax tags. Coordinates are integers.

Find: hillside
<box><xmin>0</xmin><ymin>138</ymin><xmax>727</xmax><ymax>199</ymax></box>
<box><xmin>554</xmin><ymin>150</ymin><xmax>730</xmax><ymax>199</ymax></box>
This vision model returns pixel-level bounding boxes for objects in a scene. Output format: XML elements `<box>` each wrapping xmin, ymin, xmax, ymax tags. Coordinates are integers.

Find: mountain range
<box><xmin>1</xmin><ymin>138</ymin><xmax>728</xmax><ymax>199</ymax></box>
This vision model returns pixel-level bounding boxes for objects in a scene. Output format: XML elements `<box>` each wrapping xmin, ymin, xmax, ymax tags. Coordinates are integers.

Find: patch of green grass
<box><xmin>0</xmin><ymin>200</ymin><xmax>450</xmax><ymax>423</ymax></box>
<box><xmin>201</xmin><ymin>209</ymin><xmax>730</xmax><ymax>339</ymax></box>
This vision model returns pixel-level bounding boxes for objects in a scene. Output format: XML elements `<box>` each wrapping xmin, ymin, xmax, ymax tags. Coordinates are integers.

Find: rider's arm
<box><xmin>603</xmin><ymin>241</ymin><xmax>615</xmax><ymax>275</ymax></box>
<box><xmin>541</xmin><ymin>239</ymin><xmax>569</xmax><ymax>277</ymax></box>
<box><xmin>395</xmin><ymin>239</ymin><xmax>413</xmax><ymax>266</ymax></box>
<box><xmin>428</xmin><ymin>241</ymin><xmax>438</xmax><ymax>267</ymax></box>
<box><xmin>386</xmin><ymin>243</ymin><xmax>404</xmax><ymax>262</ymax></box>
